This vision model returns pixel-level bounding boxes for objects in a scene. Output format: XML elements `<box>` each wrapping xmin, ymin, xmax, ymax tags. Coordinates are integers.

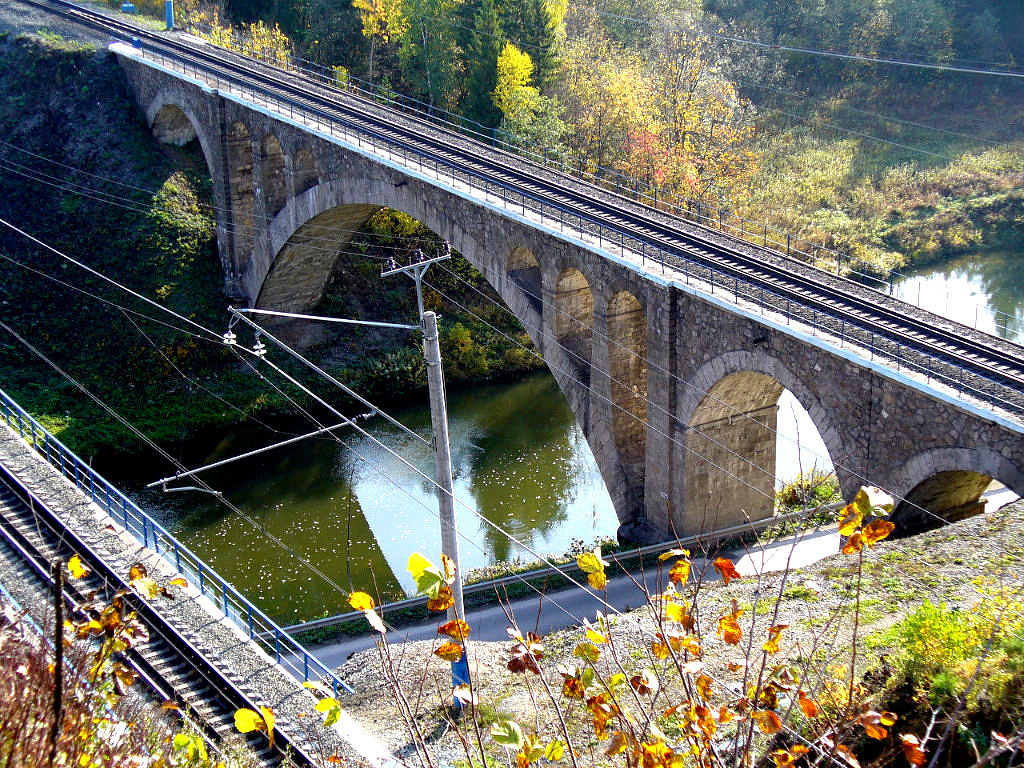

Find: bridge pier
<box><xmin>113</xmin><ymin>45</ymin><xmax>1024</xmax><ymax>545</ymax></box>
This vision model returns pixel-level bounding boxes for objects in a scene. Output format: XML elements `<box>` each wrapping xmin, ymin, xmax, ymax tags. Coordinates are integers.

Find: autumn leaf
<box><xmin>860</xmin><ymin>710</ymin><xmax>896</xmax><ymax>740</ymax></box>
<box><xmin>842</xmin><ymin>531</ymin><xmax>864</xmax><ymax>554</ymax></box>
<box><xmin>658</xmin><ymin>547</ymin><xmax>690</xmax><ymax>561</ymax></box>
<box><xmin>68</xmin><ymin>555</ymin><xmax>90</xmax><ymax>579</ymax></box>
<box><xmin>583</xmin><ymin>616</ymin><xmax>608</xmax><ymax>644</ymax></box>
<box><xmin>577</xmin><ymin>548</ymin><xmax>608</xmax><ymax>590</ymax></box>
<box><xmin>235</xmin><ymin>708</ymin><xmax>264</xmax><ymax>734</ymax></box>
<box><xmin>507</xmin><ymin>631</ymin><xmax>543</xmax><ymax>674</ymax></box>
<box><xmin>604</xmin><ymin>732</ymin><xmax>629</xmax><ymax>756</ymax></box>
<box><xmin>862</xmin><ymin>519</ymin><xmax>895</xmax><ymax>546</ymax></box>
<box><xmin>574</xmin><ymin>642</ymin><xmax>601</xmax><ymax>663</ymax></box>
<box><xmin>132</xmin><ymin>576</ymin><xmax>160</xmax><ymax>600</ymax></box>
<box><xmin>695</xmin><ymin>673</ymin><xmax>713</xmax><ymax>700</ymax></box>
<box><xmin>560</xmin><ymin>674</ymin><xmax>586</xmax><ymax>699</ymax></box>
<box><xmin>407</xmin><ymin>552</ymin><xmax>444</xmax><ymax>598</ymax></box>
<box><xmin>128</xmin><ymin>562</ymin><xmax>147</xmax><ymax>582</ymax></box>
<box><xmin>717</xmin><ymin>603</ymin><xmax>744</xmax><ymax>645</ymax></box>
<box><xmin>713</xmin><ymin>557</ymin><xmax>741</xmax><ymax>585</ymax></box>
<box><xmin>348</xmin><ymin>591</ymin><xmax>375</xmax><ymax>611</ymax></box>
<box><xmin>453</xmin><ymin>684</ymin><xmax>478</xmax><ymax>706</ymax></box>
<box><xmin>438</xmin><ymin>619</ymin><xmax>471</xmax><ymax>641</ymax></box>
<box><xmin>664</xmin><ymin>601</ymin><xmax>690</xmax><ymax>625</ymax></box>
<box><xmin>440</xmin><ymin>553</ymin><xmax>457</xmax><ymax>584</ymax></box>
<box><xmin>168</xmin><ymin>576</ymin><xmax>187</xmax><ymax>588</ymax></box>
<box><xmin>630</xmin><ymin>669</ymin><xmax>658</xmax><ymax>695</ymax></box>
<box><xmin>900</xmin><ymin>734</ymin><xmax>927</xmax><ymax>766</ymax></box>
<box><xmin>545</xmin><ymin>741</ymin><xmax>566</xmax><ymax>761</ymax></box>
<box><xmin>669</xmin><ymin>558</ymin><xmax>691</xmax><ymax>585</ymax></box>
<box><xmin>427</xmin><ymin>583</ymin><xmax>454</xmax><ymax>612</ymax></box>
<box><xmin>434</xmin><ymin>642</ymin><xmax>464</xmax><ymax>662</ymax></box>
<box><xmin>491</xmin><ymin>720</ymin><xmax>525</xmax><ymax>749</ymax></box>
<box><xmin>762</xmin><ymin>624</ymin><xmax>787</xmax><ymax>654</ymax></box>
<box><xmin>752</xmin><ymin>710</ymin><xmax>782</xmax><ymax>735</ymax></box>
<box><xmin>797</xmin><ymin>690</ymin><xmax>819</xmax><ymax>719</ymax></box>
<box><xmin>838</xmin><ymin>503</ymin><xmax>864</xmax><ymax>537</ymax></box>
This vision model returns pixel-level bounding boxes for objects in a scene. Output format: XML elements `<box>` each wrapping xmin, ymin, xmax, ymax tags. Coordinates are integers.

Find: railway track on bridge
<box><xmin>15</xmin><ymin>0</ymin><xmax>1024</xmax><ymax>419</ymax></box>
<box><xmin>0</xmin><ymin>462</ymin><xmax>315</xmax><ymax>768</ymax></box>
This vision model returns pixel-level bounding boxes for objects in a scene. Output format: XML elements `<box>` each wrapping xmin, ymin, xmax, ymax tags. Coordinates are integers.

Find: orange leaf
<box><xmin>669</xmin><ymin>558</ymin><xmax>691</xmax><ymax>585</ymax></box>
<box><xmin>630</xmin><ymin>670</ymin><xmax>658</xmax><ymax>696</ymax></box>
<box><xmin>434</xmin><ymin>642</ymin><xmax>464</xmax><ymax>662</ymax></box>
<box><xmin>713</xmin><ymin>557</ymin><xmax>742</xmax><ymax>585</ymax></box>
<box><xmin>862</xmin><ymin>519</ymin><xmax>895</xmax><ymax>546</ymax></box>
<box><xmin>842</xmin><ymin>531</ymin><xmax>864</xmax><ymax>554</ymax></box>
<box><xmin>561</xmin><ymin>675</ymin><xmax>586</xmax><ymax>700</ymax></box>
<box><xmin>900</xmin><ymin>734</ymin><xmax>926</xmax><ymax>766</ymax></box>
<box><xmin>798</xmin><ymin>690</ymin><xmax>819</xmax><ymax>719</ymax></box>
<box><xmin>860</xmin><ymin>710</ymin><xmax>890</xmax><ymax>740</ymax></box>
<box><xmin>438</xmin><ymin>619</ymin><xmax>471</xmax><ymax>641</ymax></box>
<box><xmin>717</xmin><ymin>604</ymin><xmax>744</xmax><ymax>645</ymax></box>
<box><xmin>752</xmin><ymin>710</ymin><xmax>782</xmax><ymax>735</ymax></box>
<box><xmin>717</xmin><ymin>706</ymin><xmax>735</xmax><ymax>724</ymax></box>
<box><xmin>427</xmin><ymin>584</ymin><xmax>454</xmax><ymax>612</ymax></box>
<box><xmin>695</xmin><ymin>673</ymin><xmax>713</xmax><ymax>700</ymax></box>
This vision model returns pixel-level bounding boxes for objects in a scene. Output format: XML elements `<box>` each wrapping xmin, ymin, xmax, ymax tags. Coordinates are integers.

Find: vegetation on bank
<box><xmin>0</xmin><ymin>33</ymin><xmax>541</xmax><ymax>461</ymax></box>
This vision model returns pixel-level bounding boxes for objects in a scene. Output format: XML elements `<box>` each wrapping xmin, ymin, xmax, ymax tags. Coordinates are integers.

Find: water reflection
<box><xmin>158</xmin><ymin>372</ymin><xmax>620</xmax><ymax>622</ymax></box>
<box><xmin>892</xmin><ymin>250</ymin><xmax>1024</xmax><ymax>342</ymax></box>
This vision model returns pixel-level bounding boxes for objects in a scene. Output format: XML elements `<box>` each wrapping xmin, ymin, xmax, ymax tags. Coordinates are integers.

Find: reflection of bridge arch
<box><xmin>677</xmin><ymin>350</ymin><xmax>842</xmax><ymax>534</ymax></box>
<box><xmin>893</xmin><ymin>447</ymin><xmax>1024</xmax><ymax>532</ymax></box>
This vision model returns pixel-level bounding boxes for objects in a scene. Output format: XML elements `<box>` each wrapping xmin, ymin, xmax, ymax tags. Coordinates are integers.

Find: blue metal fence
<box><xmin>0</xmin><ymin>386</ymin><xmax>353</xmax><ymax>696</ymax></box>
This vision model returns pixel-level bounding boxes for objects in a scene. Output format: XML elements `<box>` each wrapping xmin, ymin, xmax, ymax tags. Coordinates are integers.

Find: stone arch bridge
<box><xmin>112</xmin><ymin>41</ymin><xmax>1024</xmax><ymax>543</ymax></box>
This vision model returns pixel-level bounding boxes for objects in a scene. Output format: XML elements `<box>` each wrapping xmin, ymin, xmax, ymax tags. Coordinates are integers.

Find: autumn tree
<box><xmin>353</xmin><ymin>0</ymin><xmax>409</xmax><ymax>80</ymax></box>
<box><xmin>492</xmin><ymin>42</ymin><xmax>566</xmax><ymax>152</ymax></box>
<box><xmin>398</xmin><ymin>0</ymin><xmax>463</xmax><ymax>108</ymax></box>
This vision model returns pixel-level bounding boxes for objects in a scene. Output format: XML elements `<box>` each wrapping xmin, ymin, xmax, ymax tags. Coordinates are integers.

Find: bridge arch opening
<box><xmin>682</xmin><ymin>371</ymin><xmax>833</xmax><ymax>533</ymax></box>
<box><xmin>555</xmin><ymin>267</ymin><xmax>594</xmax><ymax>386</ymax></box>
<box><xmin>227</xmin><ymin>121</ymin><xmax>256</xmax><ymax>269</ymax></box>
<box><xmin>607</xmin><ymin>290</ymin><xmax>647</xmax><ymax>490</ymax></box>
<box><xmin>893</xmin><ymin>470</ymin><xmax>993</xmax><ymax>533</ymax></box>
<box><xmin>292</xmin><ymin>148</ymin><xmax>319</xmax><ymax>196</ymax></box>
<box><xmin>151</xmin><ymin>103</ymin><xmax>197</xmax><ymax>147</ymax></box>
<box><xmin>506</xmin><ymin>247</ymin><xmax>542</xmax><ymax>317</ymax></box>
<box><xmin>261</xmin><ymin>134</ymin><xmax>287</xmax><ymax>219</ymax></box>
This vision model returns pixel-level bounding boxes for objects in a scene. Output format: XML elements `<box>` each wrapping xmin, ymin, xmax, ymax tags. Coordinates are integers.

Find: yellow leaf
<box><xmin>128</xmin><ymin>562</ymin><xmax>148</xmax><ymax>581</ymax></box>
<box><xmin>440</xmin><ymin>553</ymin><xmax>457</xmax><ymax>584</ymax></box>
<box><xmin>586</xmin><ymin>570</ymin><xmax>607</xmax><ymax>590</ymax></box>
<box><xmin>664</xmin><ymin>602</ymin><xmax>689</xmax><ymax>624</ymax></box>
<box><xmin>577</xmin><ymin>548</ymin><xmax>608</xmax><ymax>590</ymax></box>
<box><xmin>434</xmin><ymin>642</ymin><xmax>464</xmax><ymax>662</ymax></box>
<box><xmin>234</xmin><ymin>708</ymin><xmax>265</xmax><ymax>734</ymax></box>
<box><xmin>438</xmin><ymin>619</ymin><xmax>471</xmax><ymax>642</ymax></box>
<box><xmin>762</xmin><ymin>624</ymin><xmax>787</xmax><ymax>654</ymax></box>
<box><xmin>695</xmin><ymin>673</ymin><xmax>713</xmax><ymax>700</ymax></box>
<box><xmin>132</xmin><ymin>576</ymin><xmax>160</xmax><ymax>600</ymax></box>
<box><xmin>838</xmin><ymin>503</ymin><xmax>864</xmax><ymax>537</ymax></box>
<box><xmin>68</xmin><ymin>555</ymin><xmax>89</xmax><ymax>579</ymax></box>
<box><xmin>658</xmin><ymin>548</ymin><xmax>690</xmax><ymax>562</ymax></box>
<box><xmin>348</xmin><ymin>591</ymin><xmax>375</xmax><ymax>611</ymax></box>
<box><xmin>259</xmin><ymin>706</ymin><xmax>276</xmax><ymax>748</ymax></box>
<box><xmin>168</xmin><ymin>577</ymin><xmax>187</xmax><ymax>588</ymax></box>
<box><xmin>668</xmin><ymin>559</ymin><xmax>691</xmax><ymax>585</ymax></box>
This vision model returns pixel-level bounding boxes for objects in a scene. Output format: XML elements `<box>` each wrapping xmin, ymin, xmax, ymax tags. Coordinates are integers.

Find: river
<box><xmin>144</xmin><ymin>247</ymin><xmax>1017</xmax><ymax>624</ymax></box>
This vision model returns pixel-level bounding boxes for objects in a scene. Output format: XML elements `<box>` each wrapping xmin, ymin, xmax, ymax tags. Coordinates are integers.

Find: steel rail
<box><xmin>0</xmin><ymin>463</ymin><xmax>316</xmax><ymax>767</ymax></box>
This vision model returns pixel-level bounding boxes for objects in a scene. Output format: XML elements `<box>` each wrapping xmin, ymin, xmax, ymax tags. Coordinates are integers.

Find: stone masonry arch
<box><xmin>891</xmin><ymin>447</ymin><xmax>1024</xmax><ymax>532</ymax></box>
<box><xmin>227</xmin><ymin>121</ymin><xmax>256</xmax><ymax>274</ymax></box>
<box><xmin>554</xmin><ymin>267</ymin><xmax>595</xmax><ymax>388</ymax></box>
<box><xmin>606</xmin><ymin>290</ymin><xmax>647</xmax><ymax>497</ymax></box>
<box><xmin>675</xmin><ymin>350</ymin><xmax>844</xmax><ymax>535</ymax></box>
<box><xmin>260</xmin><ymin>134</ymin><xmax>287</xmax><ymax>220</ymax></box>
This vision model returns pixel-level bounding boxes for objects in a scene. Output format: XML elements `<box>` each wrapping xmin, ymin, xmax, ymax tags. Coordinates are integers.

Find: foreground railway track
<box><xmin>15</xmin><ymin>0</ymin><xmax>1024</xmax><ymax>416</ymax></box>
<box><xmin>0</xmin><ymin>464</ymin><xmax>313</xmax><ymax>768</ymax></box>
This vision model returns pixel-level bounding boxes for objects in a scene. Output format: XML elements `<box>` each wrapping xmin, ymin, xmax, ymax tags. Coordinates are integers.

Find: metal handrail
<box><xmin>121</xmin><ymin>38</ymin><xmax>1024</xmax><ymax>420</ymax></box>
<box><xmin>0</xmin><ymin>386</ymin><xmax>354</xmax><ymax>696</ymax></box>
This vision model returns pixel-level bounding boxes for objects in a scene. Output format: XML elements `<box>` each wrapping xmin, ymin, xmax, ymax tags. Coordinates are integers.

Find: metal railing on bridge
<box><xmin>118</xmin><ymin>39</ymin><xmax>1024</xmax><ymax>420</ymax></box>
<box><xmin>0</xmin><ymin>386</ymin><xmax>354</xmax><ymax>697</ymax></box>
<box><xmin>181</xmin><ymin>18</ymin><xmax>1024</xmax><ymax>341</ymax></box>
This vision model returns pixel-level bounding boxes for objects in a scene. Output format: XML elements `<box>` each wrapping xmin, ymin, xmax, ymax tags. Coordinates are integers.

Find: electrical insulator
<box><xmin>222</xmin><ymin>331</ymin><xmax>237</xmax><ymax>346</ymax></box>
<box><xmin>253</xmin><ymin>339</ymin><xmax>267</xmax><ymax>358</ymax></box>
